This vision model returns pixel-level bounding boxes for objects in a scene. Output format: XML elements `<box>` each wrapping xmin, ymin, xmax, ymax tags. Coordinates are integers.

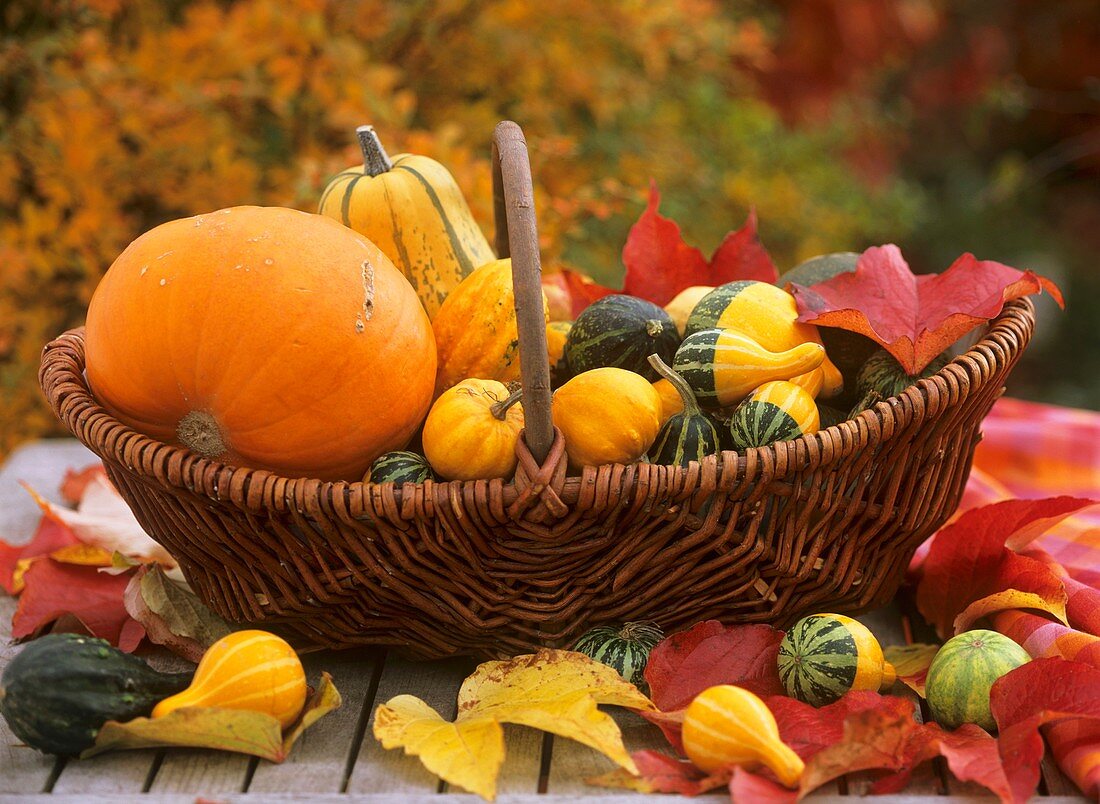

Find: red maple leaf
<box><xmin>790</xmin><ymin>245</ymin><xmax>1064</xmax><ymax>374</ymax></box>
<box><xmin>0</xmin><ymin>515</ymin><xmax>81</xmax><ymax>594</ymax></box>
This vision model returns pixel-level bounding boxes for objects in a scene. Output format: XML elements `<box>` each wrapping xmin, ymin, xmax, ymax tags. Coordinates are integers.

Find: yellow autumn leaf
<box><xmin>373</xmin><ymin>649</ymin><xmax>655</xmax><ymax>801</ymax></box>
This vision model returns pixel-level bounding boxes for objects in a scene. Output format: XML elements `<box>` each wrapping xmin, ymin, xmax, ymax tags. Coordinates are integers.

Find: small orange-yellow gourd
<box><xmin>682</xmin><ymin>684</ymin><xmax>805</xmax><ymax>787</ymax></box>
<box><xmin>552</xmin><ymin>368</ymin><xmax>661</xmax><ymax>469</ymax></box>
<box><xmin>422</xmin><ymin>379</ymin><xmax>525</xmax><ymax>480</ymax></box>
<box><xmin>151</xmin><ymin>630</ymin><xmax>307</xmax><ymax>728</ymax></box>
<box><xmin>652</xmin><ymin>378</ymin><xmax>685</xmax><ymax>426</ymax></box>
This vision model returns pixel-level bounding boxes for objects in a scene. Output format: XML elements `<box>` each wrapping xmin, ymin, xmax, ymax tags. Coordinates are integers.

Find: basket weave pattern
<box><xmin>39</xmin><ymin>123</ymin><xmax>1036</xmax><ymax>659</ymax></box>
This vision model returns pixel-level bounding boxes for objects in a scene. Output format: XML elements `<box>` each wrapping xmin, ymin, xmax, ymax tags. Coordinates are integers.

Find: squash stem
<box><xmin>490</xmin><ymin>388</ymin><xmax>524</xmax><ymax>421</ymax></box>
<box><xmin>357</xmin><ymin>125</ymin><xmax>393</xmax><ymax>176</ymax></box>
<box><xmin>647</xmin><ymin>354</ymin><xmax>701</xmax><ymax>415</ymax></box>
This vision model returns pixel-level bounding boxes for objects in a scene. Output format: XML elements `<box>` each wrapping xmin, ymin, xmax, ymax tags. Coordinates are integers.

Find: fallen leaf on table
<box><xmin>373</xmin><ymin>649</ymin><xmax>653</xmax><ymax>801</ymax></box>
<box><xmin>83</xmin><ymin>672</ymin><xmax>341</xmax><ymax>762</ymax></box>
<box><xmin>13</xmin><ymin>558</ymin><xmax>144</xmax><ymax>651</ymax></box>
<box><xmin>588</xmin><ymin>749</ymin><xmax>731</xmax><ymax>795</ymax></box>
<box><xmin>23</xmin><ymin>474</ymin><xmax>176</xmax><ymax>568</ymax></box>
<box><xmin>0</xmin><ymin>515</ymin><xmax>81</xmax><ymax>594</ymax></box>
<box><xmin>644</xmin><ymin>620</ymin><xmax>786</xmax><ymax>712</ymax></box>
<box><xmin>883</xmin><ymin>643</ymin><xmax>940</xmax><ymax>697</ymax></box>
<box><xmin>992</xmin><ymin>657</ymin><xmax>1100</xmax><ymax>802</ymax></box>
<box><xmin>59</xmin><ymin>463</ymin><xmax>107</xmax><ymax>505</ymax></box>
<box><xmin>790</xmin><ymin>245</ymin><xmax>1063</xmax><ymax>374</ymax></box>
<box><xmin>123</xmin><ymin>565</ymin><xmax>232</xmax><ymax>662</ymax></box>
<box><xmin>915</xmin><ymin>497</ymin><xmax>1097</xmax><ymax>637</ymax></box>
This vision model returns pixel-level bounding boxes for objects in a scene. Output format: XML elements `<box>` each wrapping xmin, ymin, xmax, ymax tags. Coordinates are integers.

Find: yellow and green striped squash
<box><xmin>318</xmin><ymin>127</ymin><xmax>495</xmax><ymax>319</ymax></box>
<box><xmin>729</xmin><ymin>380</ymin><xmax>820</xmax><ymax>449</ymax></box>
<box><xmin>685</xmin><ymin>280</ymin><xmax>843</xmax><ymax>398</ymax></box>
<box><xmin>925</xmin><ymin>630</ymin><xmax>1030</xmax><ymax>731</ymax></box>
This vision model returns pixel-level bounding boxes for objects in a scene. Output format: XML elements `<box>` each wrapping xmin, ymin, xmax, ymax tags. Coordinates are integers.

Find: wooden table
<box><xmin>0</xmin><ymin>440</ymin><xmax>1088</xmax><ymax>803</ymax></box>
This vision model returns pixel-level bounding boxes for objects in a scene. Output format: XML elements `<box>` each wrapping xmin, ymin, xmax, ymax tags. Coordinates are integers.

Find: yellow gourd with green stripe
<box><xmin>318</xmin><ymin>126</ymin><xmax>495</xmax><ymax>319</ymax></box>
<box><xmin>682</xmin><ymin>684</ymin><xmax>804</xmax><ymax>786</ymax></box>
<box><xmin>151</xmin><ymin>631</ymin><xmax>307</xmax><ymax>728</ymax></box>
<box><xmin>729</xmin><ymin>380</ymin><xmax>820</xmax><ymax>449</ymax></box>
<box><xmin>674</xmin><ymin>328</ymin><xmax>826</xmax><ymax>409</ymax></box>
<box><xmin>685</xmin><ymin>281</ymin><xmax>843</xmax><ymax>398</ymax></box>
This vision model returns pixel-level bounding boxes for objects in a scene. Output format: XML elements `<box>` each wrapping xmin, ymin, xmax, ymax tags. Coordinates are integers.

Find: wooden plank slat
<box><xmin>145</xmin><ymin>749</ymin><xmax>252</xmax><ymax>794</ymax></box>
<box><xmin>345</xmin><ymin>653</ymin><xmax>475</xmax><ymax>793</ymax></box>
<box><xmin>248</xmin><ymin>648</ymin><xmax>381</xmax><ymax>794</ymax></box>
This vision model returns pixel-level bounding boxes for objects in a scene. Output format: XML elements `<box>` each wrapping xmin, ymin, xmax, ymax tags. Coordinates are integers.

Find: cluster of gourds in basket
<box><xmin>79</xmin><ymin>124</ymin><xmax>931</xmax><ymax>486</ymax></box>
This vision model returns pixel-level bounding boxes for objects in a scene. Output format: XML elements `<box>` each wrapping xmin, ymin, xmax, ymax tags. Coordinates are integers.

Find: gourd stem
<box><xmin>357</xmin><ymin>125</ymin><xmax>393</xmax><ymax>177</ymax></box>
<box><xmin>490</xmin><ymin>389</ymin><xmax>524</xmax><ymax>421</ymax></box>
<box><xmin>647</xmin><ymin>354</ymin><xmax>701</xmax><ymax>415</ymax></box>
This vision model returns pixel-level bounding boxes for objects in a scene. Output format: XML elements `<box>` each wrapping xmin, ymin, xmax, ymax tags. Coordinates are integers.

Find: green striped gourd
<box><xmin>646</xmin><ymin>355</ymin><xmax>720</xmax><ymax>467</ymax></box>
<box><xmin>684</xmin><ymin>280</ymin><xmax>843</xmax><ymax>398</ymax></box>
<box><xmin>856</xmin><ymin>349</ymin><xmax>950</xmax><ymax>401</ymax></box>
<box><xmin>729</xmin><ymin>380</ymin><xmax>820</xmax><ymax>449</ymax></box>
<box><xmin>317</xmin><ymin>126</ymin><xmax>494</xmax><ymax>319</ymax></box>
<box><xmin>925</xmin><ymin>630</ymin><xmax>1030</xmax><ymax>731</ymax></box>
<box><xmin>573</xmin><ymin>621</ymin><xmax>664</xmax><ymax>687</ymax></box>
<box><xmin>564</xmin><ymin>295</ymin><xmax>680</xmax><ymax>382</ymax></box>
<box><xmin>367</xmin><ymin>451</ymin><xmax>434</xmax><ymax>485</ymax></box>
<box><xmin>673</xmin><ymin>328</ymin><xmax>826</xmax><ymax>409</ymax></box>
<box><xmin>777</xmin><ymin>613</ymin><xmax>897</xmax><ymax>707</ymax></box>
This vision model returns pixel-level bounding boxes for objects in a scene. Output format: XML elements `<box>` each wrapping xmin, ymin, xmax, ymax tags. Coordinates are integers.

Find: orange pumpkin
<box><xmin>84</xmin><ymin>206</ymin><xmax>436</xmax><ymax>481</ymax></box>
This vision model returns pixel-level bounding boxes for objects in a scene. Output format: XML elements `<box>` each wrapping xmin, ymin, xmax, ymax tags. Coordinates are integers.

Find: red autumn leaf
<box><xmin>915</xmin><ymin>497</ymin><xmax>1096</xmax><ymax>638</ymax></box>
<box><xmin>0</xmin><ymin>515</ymin><xmax>81</xmax><ymax>594</ymax></box>
<box><xmin>767</xmin><ymin>690</ymin><xmax>894</xmax><ymax>760</ymax></box>
<box><xmin>791</xmin><ymin>245</ymin><xmax>1064</xmax><ymax>374</ymax></box>
<box><xmin>992</xmin><ymin>658</ymin><xmax>1100</xmax><ymax>803</ymax></box>
<box><xmin>60</xmin><ymin>463</ymin><xmax>107</xmax><ymax>506</ymax></box>
<box><xmin>557</xmin><ymin>268</ymin><xmax>617</xmax><ymax>318</ymax></box>
<box><xmin>13</xmin><ymin>558</ymin><xmax>145</xmax><ymax>652</ymax></box>
<box><xmin>621</xmin><ymin>183</ymin><xmax>778</xmax><ymax>307</ymax></box>
<box><xmin>883</xmin><ymin>644</ymin><xmax>939</xmax><ymax>698</ymax></box>
<box><xmin>588</xmin><ymin>749</ymin><xmax>731</xmax><ymax>795</ymax></box>
<box><xmin>729</xmin><ymin>766</ymin><xmax>797</xmax><ymax>803</ymax></box>
<box><xmin>638</xmin><ymin>708</ymin><xmax>685</xmax><ymax>754</ymax></box>
<box><xmin>644</xmin><ymin>620</ymin><xmax>786</xmax><ymax>712</ymax></box>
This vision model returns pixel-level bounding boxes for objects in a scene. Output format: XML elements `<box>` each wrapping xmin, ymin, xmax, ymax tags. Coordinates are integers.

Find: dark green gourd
<box><xmin>0</xmin><ymin>633</ymin><xmax>193</xmax><ymax>756</ymax></box>
<box><xmin>564</xmin><ymin>295</ymin><xmax>680</xmax><ymax>381</ymax></box>
<box><xmin>647</xmin><ymin>355</ymin><xmax>720</xmax><ymax>467</ymax></box>
<box><xmin>368</xmin><ymin>450</ymin><xmax>434</xmax><ymax>484</ymax></box>
<box><xmin>855</xmin><ymin>349</ymin><xmax>950</xmax><ymax>403</ymax></box>
<box><xmin>573</xmin><ymin>621</ymin><xmax>664</xmax><ymax>687</ymax></box>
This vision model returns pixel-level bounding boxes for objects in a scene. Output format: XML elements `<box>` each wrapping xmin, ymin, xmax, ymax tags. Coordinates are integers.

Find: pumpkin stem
<box><xmin>177</xmin><ymin>411</ymin><xmax>228</xmax><ymax>460</ymax></box>
<box><xmin>490</xmin><ymin>388</ymin><xmax>524</xmax><ymax>421</ymax></box>
<box><xmin>647</xmin><ymin>354</ymin><xmax>702</xmax><ymax>415</ymax></box>
<box><xmin>645</xmin><ymin>319</ymin><xmax>666</xmax><ymax>337</ymax></box>
<box><xmin>357</xmin><ymin>125</ymin><xmax>393</xmax><ymax>177</ymax></box>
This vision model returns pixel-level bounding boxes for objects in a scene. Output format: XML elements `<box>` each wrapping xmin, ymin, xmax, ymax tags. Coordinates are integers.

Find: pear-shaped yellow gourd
<box><xmin>682</xmin><ymin>684</ymin><xmax>804</xmax><ymax>786</ymax></box>
<box><xmin>152</xmin><ymin>630</ymin><xmax>307</xmax><ymax>728</ymax></box>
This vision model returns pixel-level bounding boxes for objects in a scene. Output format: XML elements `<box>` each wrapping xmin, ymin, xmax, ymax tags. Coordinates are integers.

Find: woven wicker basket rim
<box><xmin>41</xmin><ymin>298</ymin><xmax>1034</xmax><ymax>516</ymax></box>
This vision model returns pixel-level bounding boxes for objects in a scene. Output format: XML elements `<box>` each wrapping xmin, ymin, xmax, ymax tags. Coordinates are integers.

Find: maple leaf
<box><xmin>0</xmin><ymin>515</ymin><xmax>81</xmax><ymax>594</ymax></box>
<box><xmin>84</xmin><ymin>672</ymin><xmax>341</xmax><ymax>762</ymax></box>
<box><xmin>59</xmin><ymin>463</ymin><xmax>107</xmax><ymax>506</ymax></box>
<box><xmin>372</xmin><ymin>649</ymin><xmax>654</xmax><ymax>801</ymax></box>
<box><xmin>13</xmin><ymin>558</ymin><xmax>145</xmax><ymax>651</ymax></box>
<box><xmin>587</xmin><ymin>750</ymin><xmax>731</xmax><ymax>795</ymax></box>
<box><xmin>915</xmin><ymin>497</ymin><xmax>1097</xmax><ymax>637</ymax></box>
<box><xmin>790</xmin><ymin>245</ymin><xmax>1064</xmax><ymax>374</ymax></box>
<box><xmin>883</xmin><ymin>643</ymin><xmax>939</xmax><ymax>697</ymax></box>
<box><xmin>992</xmin><ymin>658</ymin><xmax>1100</xmax><ymax>803</ymax></box>
<box><xmin>643</xmin><ymin>620</ymin><xmax>786</xmax><ymax>713</ymax></box>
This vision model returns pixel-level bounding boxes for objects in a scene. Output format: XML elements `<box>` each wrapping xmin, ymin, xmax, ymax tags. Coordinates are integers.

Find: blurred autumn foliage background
<box><xmin>2</xmin><ymin>0</ymin><xmax>1098</xmax><ymax>455</ymax></box>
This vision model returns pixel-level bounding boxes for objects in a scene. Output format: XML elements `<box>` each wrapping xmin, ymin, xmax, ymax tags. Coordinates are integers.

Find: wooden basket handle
<box><xmin>492</xmin><ymin>121</ymin><xmax>554</xmax><ymax>464</ymax></box>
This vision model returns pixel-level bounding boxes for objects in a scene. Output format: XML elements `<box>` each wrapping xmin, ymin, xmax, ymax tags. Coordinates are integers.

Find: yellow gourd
<box><xmin>682</xmin><ymin>684</ymin><xmax>804</xmax><ymax>786</ymax></box>
<box><xmin>664</xmin><ymin>285</ymin><xmax>714</xmax><ymax>337</ymax></box>
<box><xmin>552</xmin><ymin>368</ymin><xmax>661</xmax><ymax>469</ymax></box>
<box><xmin>422</xmin><ymin>379</ymin><xmax>525</xmax><ymax>480</ymax></box>
<box><xmin>151</xmin><ymin>631</ymin><xmax>307</xmax><ymax>728</ymax></box>
<box><xmin>547</xmin><ymin>321</ymin><xmax>572</xmax><ymax>376</ymax></box>
<box><xmin>432</xmin><ymin>258</ymin><xmax>549</xmax><ymax>396</ymax></box>
<box><xmin>653</xmin><ymin>378</ymin><xmax>685</xmax><ymax>426</ymax></box>
<box><xmin>778</xmin><ymin>614</ymin><xmax>897</xmax><ymax>706</ymax></box>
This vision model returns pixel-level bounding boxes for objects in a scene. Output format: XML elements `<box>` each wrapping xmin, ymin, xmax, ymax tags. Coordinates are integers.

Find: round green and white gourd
<box><xmin>729</xmin><ymin>380</ymin><xmax>820</xmax><ymax>449</ymax></box>
<box><xmin>646</xmin><ymin>355</ymin><xmax>720</xmax><ymax>467</ymax></box>
<box><xmin>564</xmin><ymin>295</ymin><xmax>680</xmax><ymax>382</ymax></box>
<box><xmin>368</xmin><ymin>450</ymin><xmax>434</xmax><ymax>485</ymax></box>
<box><xmin>777</xmin><ymin>613</ymin><xmax>895</xmax><ymax>707</ymax></box>
<box><xmin>573</xmin><ymin>621</ymin><xmax>664</xmax><ymax>687</ymax></box>
<box><xmin>856</xmin><ymin>349</ymin><xmax>950</xmax><ymax>401</ymax></box>
<box><xmin>925</xmin><ymin>630</ymin><xmax>1030</xmax><ymax>732</ymax></box>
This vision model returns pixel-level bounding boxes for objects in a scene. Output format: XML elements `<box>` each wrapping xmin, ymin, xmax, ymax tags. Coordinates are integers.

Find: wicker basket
<box><xmin>40</xmin><ymin>121</ymin><xmax>1036</xmax><ymax>659</ymax></box>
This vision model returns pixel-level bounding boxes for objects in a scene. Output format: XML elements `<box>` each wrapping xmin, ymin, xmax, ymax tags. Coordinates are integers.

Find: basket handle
<box><xmin>492</xmin><ymin>121</ymin><xmax>554</xmax><ymax>465</ymax></box>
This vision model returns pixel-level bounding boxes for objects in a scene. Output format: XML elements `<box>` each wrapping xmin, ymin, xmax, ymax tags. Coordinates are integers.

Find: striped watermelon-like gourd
<box><xmin>777</xmin><ymin>613</ymin><xmax>896</xmax><ymax>706</ymax></box>
<box><xmin>564</xmin><ymin>295</ymin><xmax>680</xmax><ymax>382</ymax></box>
<box><xmin>317</xmin><ymin>126</ymin><xmax>495</xmax><ymax>319</ymax></box>
<box><xmin>674</xmin><ymin>328</ymin><xmax>826</xmax><ymax>409</ymax></box>
<box><xmin>925</xmin><ymin>630</ymin><xmax>1030</xmax><ymax>731</ymax></box>
<box><xmin>729</xmin><ymin>380</ymin><xmax>820</xmax><ymax>450</ymax></box>
<box><xmin>856</xmin><ymin>349</ymin><xmax>950</xmax><ymax>401</ymax></box>
<box><xmin>368</xmin><ymin>451</ymin><xmax>434</xmax><ymax>485</ymax></box>
<box><xmin>684</xmin><ymin>280</ymin><xmax>843</xmax><ymax>398</ymax></box>
<box><xmin>646</xmin><ymin>355</ymin><xmax>720</xmax><ymax>467</ymax></box>
<box><xmin>572</xmin><ymin>621</ymin><xmax>663</xmax><ymax>687</ymax></box>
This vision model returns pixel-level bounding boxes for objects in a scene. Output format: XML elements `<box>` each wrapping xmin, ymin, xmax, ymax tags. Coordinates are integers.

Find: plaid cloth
<box><xmin>959</xmin><ymin>397</ymin><xmax>1100</xmax><ymax>797</ymax></box>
